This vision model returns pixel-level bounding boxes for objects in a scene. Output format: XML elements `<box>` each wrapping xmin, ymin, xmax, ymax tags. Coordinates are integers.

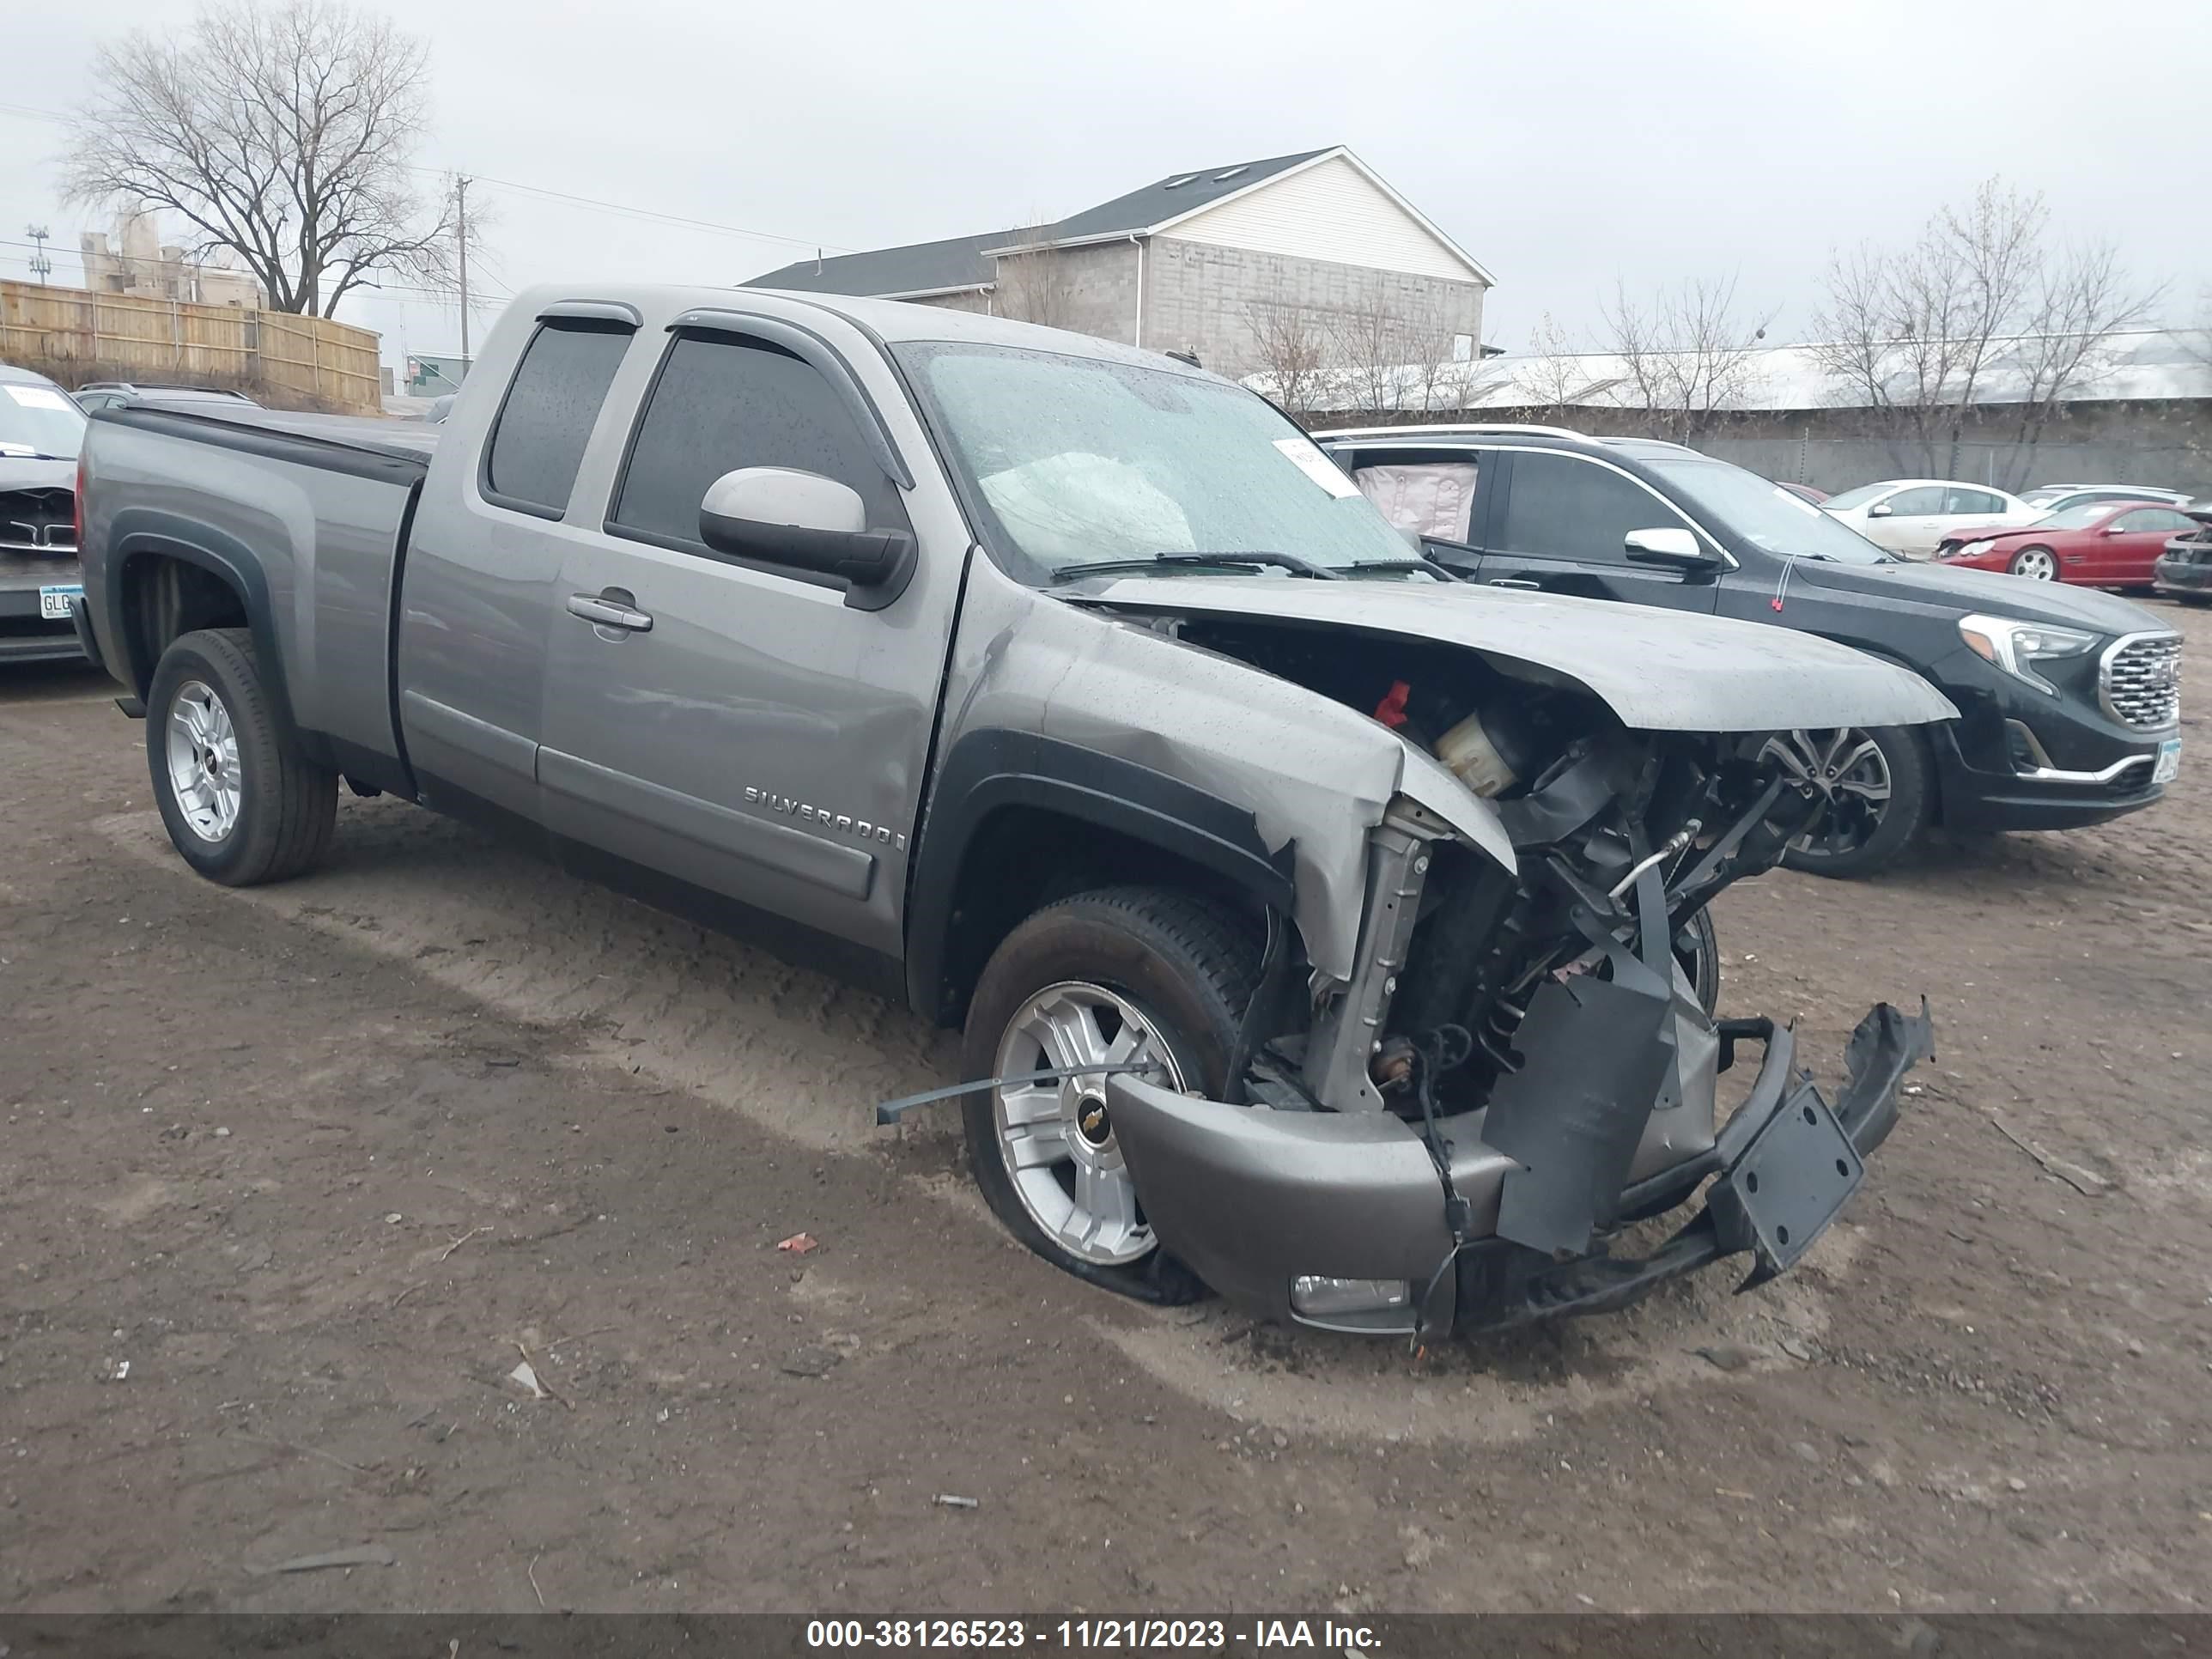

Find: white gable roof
<box><xmin>1162</xmin><ymin>151</ymin><xmax>1492</xmax><ymax>286</ymax></box>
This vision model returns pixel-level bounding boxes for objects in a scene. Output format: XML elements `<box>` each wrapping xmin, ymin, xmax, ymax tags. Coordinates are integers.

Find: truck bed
<box><xmin>78</xmin><ymin>402</ymin><xmax>434</xmax><ymax>786</ymax></box>
<box><xmin>130</xmin><ymin>402</ymin><xmax>444</xmax><ymax>466</ymax></box>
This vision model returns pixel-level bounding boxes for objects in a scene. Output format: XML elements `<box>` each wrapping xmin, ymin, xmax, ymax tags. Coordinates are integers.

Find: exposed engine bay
<box><xmin>1177</xmin><ymin>616</ymin><xmax>1815</xmax><ymax>1104</ymax></box>
<box><xmin>1096</xmin><ymin>611</ymin><xmax>1934</xmax><ymax>1338</ymax></box>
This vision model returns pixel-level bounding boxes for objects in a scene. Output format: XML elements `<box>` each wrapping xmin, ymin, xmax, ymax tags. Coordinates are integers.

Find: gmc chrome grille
<box><xmin>2101</xmin><ymin>634</ymin><xmax>2182</xmax><ymax>732</ymax></box>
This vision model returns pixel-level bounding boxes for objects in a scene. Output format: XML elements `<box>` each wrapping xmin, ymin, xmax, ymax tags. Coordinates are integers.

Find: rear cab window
<box><xmin>480</xmin><ymin>319</ymin><xmax>635</xmax><ymax>518</ymax></box>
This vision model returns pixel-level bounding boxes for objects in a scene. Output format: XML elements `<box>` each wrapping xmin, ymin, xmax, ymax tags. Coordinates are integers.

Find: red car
<box><xmin>1935</xmin><ymin>499</ymin><xmax>2204</xmax><ymax>588</ymax></box>
<box><xmin>1775</xmin><ymin>480</ymin><xmax>1829</xmax><ymax>504</ymax></box>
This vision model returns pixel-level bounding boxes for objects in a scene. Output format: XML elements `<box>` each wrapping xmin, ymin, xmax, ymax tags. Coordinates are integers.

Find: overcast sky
<box><xmin>5</xmin><ymin>0</ymin><xmax>2209</xmax><ymax>372</ymax></box>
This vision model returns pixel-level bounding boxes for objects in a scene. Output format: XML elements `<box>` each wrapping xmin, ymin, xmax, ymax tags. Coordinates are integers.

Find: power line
<box><xmin>404</xmin><ymin>165</ymin><xmax>851</xmax><ymax>254</ymax></box>
<box><xmin>0</xmin><ymin>97</ymin><xmax>848</xmax><ymax>256</ymax></box>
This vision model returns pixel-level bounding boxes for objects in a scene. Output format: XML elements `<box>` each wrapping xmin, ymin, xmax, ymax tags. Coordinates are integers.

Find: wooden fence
<box><xmin>0</xmin><ymin>279</ymin><xmax>383</xmax><ymax>414</ymax></box>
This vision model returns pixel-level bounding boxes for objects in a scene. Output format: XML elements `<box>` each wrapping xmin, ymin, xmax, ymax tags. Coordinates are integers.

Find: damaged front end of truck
<box><xmin>1055</xmin><ymin>581</ymin><xmax>1949</xmax><ymax>1339</ymax></box>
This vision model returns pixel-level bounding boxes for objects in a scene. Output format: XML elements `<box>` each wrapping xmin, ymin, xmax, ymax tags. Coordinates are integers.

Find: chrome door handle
<box><xmin>566</xmin><ymin>593</ymin><xmax>653</xmax><ymax>632</ymax></box>
<box><xmin>1487</xmin><ymin>577</ymin><xmax>1541</xmax><ymax>590</ymax></box>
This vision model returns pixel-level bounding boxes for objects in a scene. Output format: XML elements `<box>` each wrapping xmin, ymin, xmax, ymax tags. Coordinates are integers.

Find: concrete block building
<box><xmin>747</xmin><ymin>147</ymin><xmax>1492</xmax><ymax>379</ymax></box>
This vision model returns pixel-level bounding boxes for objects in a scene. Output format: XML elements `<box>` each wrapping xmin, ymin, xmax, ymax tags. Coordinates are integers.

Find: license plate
<box><xmin>2154</xmin><ymin>738</ymin><xmax>2182</xmax><ymax>785</ymax></box>
<box><xmin>39</xmin><ymin>583</ymin><xmax>82</xmax><ymax>622</ymax></box>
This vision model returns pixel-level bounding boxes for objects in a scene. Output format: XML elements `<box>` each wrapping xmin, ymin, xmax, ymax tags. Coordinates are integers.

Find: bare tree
<box><xmin>1395</xmin><ymin>296</ymin><xmax>1475</xmax><ymax>419</ymax></box>
<box><xmin>1243</xmin><ymin>292</ymin><xmax>1333</xmax><ymax>422</ymax></box>
<box><xmin>2007</xmin><ymin>241</ymin><xmax>2164</xmax><ymax>472</ymax></box>
<box><xmin>1809</xmin><ymin>178</ymin><xmax>2162</xmax><ymax>483</ymax></box>
<box><xmin>1327</xmin><ymin>284</ymin><xmax>1417</xmax><ymax>422</ymax></box>
<box><xmin>1601</xmin><ymin>275</ymin><xmax>1774</xmax><ymax>443</ymax></box>
<box><xmin>64</xmin><ymin>0</ymin><xmax>458</xmax><ymax>318</ymax></box>
<box><xmin>1516</xmin><ymin>312</ymin><xmax>1591</xmax><ymax>422</ymax></box>
<box><xmin>994</xmin><ymin>220</ymin><xmax>1079</xmax><ymax>331</ymax></box>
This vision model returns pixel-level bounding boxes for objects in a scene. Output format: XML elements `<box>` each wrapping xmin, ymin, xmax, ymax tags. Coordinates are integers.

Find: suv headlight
<box><xmin>1958</xmin><ymin>612</ymin><xmax>2098</xmax><ymax>696</ymax></box>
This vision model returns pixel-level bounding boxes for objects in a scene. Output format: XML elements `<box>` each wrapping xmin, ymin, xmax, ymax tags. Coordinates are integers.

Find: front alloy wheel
<box><xmin>961</xmin><ymin>888</ymin><xmax>1257</xmax><ymax>1303</ymax></box>
<box><xmin>2008</xmin><ymin>545</ymin><xmax>2058</xmax><ymax>580</ymax></box>
<box><xmin>1770</xmin><ymin>725</ymin><xmax>1930</xmax><ymax>878</ymax></box>
<box><xmin>991</xmin><ymin>981</ymin><xmax>1187</xmax><ymax>1267</ymax></box>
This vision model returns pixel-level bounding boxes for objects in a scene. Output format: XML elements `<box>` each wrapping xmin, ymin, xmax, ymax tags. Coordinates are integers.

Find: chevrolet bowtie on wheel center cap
<box><xmin>991</xmin><ymin>980</ymin><xmax>1187</xmax><ymax>1268</ymax></box>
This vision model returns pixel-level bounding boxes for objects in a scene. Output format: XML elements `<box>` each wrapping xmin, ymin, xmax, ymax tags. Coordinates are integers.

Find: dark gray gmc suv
<box><xmin>1322</xmin><ymin>424</ymin><xmax>2184</xmax><ymax>876</ymax></box>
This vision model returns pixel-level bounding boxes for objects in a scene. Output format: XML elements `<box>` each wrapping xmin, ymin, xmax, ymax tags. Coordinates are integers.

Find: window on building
<box><xmin>482</xmin><ymin>320</ymin><xmax>633</xmax><ymax>516</ymax></box>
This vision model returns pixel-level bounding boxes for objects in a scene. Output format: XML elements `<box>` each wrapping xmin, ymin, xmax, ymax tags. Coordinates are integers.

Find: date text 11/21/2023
<box><xmin>805</xmin><ymin>1619</ymin><xmax>1381</xmax><ymax>1650</ymax></box>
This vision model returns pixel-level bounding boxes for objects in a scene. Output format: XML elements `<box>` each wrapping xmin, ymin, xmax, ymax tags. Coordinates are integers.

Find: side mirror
<box><xmin>1867</xmin><ymin>501</ymin><xmax>1893</xmax><ymax>518</ymax></box>
<box><xmin>699</xmin><ymin>466</ymin><xmax>914</xmax><ymax>593</ymax></box>
<box><xmin>1623</xmin><ymin>526</ymin><xmax>1721</xmax><ymax>572</ymax></box>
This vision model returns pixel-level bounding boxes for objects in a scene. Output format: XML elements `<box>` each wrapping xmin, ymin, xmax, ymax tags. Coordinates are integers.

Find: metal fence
<box><xmin>0</xmin><ymin>279</ymin><xmax>382</xmax><ymax>414</ymax></box>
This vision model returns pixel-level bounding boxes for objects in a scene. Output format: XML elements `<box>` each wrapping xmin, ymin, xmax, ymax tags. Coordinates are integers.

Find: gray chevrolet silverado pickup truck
<box><xmin>74</xmin><ymin>283</ymin><xmax>1954</xmax><ymax>1338</ymax></box>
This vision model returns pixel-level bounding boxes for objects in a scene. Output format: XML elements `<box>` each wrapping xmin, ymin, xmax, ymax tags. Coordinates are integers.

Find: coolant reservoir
<box><xmin>1436</xmin><ymin>711</ymin><xmax>1517</xmax><ymax>798</ymax></box>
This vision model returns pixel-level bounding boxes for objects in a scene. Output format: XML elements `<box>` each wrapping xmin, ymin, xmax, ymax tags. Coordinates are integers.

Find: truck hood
<box><xmin>1075</xmin><ymin>575</ymin><xmax>1957</xmax><ymax>732</ymax></box>
<box><xmin>1795</xmin><ymin>556</ymin><xmax>2165</xmax><ymax>634</ymax></box>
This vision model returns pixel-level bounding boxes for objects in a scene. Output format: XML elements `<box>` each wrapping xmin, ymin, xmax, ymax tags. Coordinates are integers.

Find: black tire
<box><xmin>2176</xmin><ymin>593</ymin><xmax>2210</xmax><ymax>608</ymax></box>
<box><xmin>1777</xmin><ymin>725</ymin><xmax>1933</xmax><ymax>879</ymax></box>
<box><xmin>960</xmin><ymin>887</ymin><xmax>1259</xmax><ymax>1304</ymax></box>
<box><xmin>2008</xmin><ymin>544</ymin><xmax>2057</xmax><ymax>580</ymax></box>
<box><xmin>146</xmin><ymin>627</ymin><xmax>337</xmax><ymax>886</ymax></box>
<box><xmin>1673</xmin><ymin>904</ymin><xmax>1722</xmax><ymax>1016</ymax></box>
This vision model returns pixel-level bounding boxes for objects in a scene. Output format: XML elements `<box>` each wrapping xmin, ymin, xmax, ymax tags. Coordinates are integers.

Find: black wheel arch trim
<box><xmin>903</xmin><ymin>728</ymin><xmax>1298</xmax><ymax>1021</ymax></box>
<box><xmin>105</xmin><ymin>511</ymin><xmax>319</xmax><ymax>763</ymax></box>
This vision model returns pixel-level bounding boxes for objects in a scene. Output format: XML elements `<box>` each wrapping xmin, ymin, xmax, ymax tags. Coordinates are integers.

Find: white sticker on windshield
<box><xmin>5</xmin><ymin>384</ymin><xmax>71</xmax><ymax>411</ymax></box>
<box><xmin>1273</xmin><ymin>437</ymin><xmax>1362</xmax><ymax>499</ymax></box>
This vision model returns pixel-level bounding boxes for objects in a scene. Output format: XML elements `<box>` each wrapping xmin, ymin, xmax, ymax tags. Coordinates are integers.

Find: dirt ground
<box><xmin>3</xmin><ymin>604</ymin><xmax>2209</xmax><ymax>1617</ymax></box>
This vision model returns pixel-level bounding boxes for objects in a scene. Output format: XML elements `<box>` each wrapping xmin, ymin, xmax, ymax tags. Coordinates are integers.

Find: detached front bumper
<box><xmin>1107</xmin><ymin>1000</ymin><xmax>1934</xmax><ymax>1339</ymax></box>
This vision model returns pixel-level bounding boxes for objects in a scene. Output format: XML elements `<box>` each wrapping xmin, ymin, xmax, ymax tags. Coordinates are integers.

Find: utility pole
<box><xmin>454</xmin><ymin>176</ymin><xmax>471</xmax><ymax>368</ymax></box>
<box><xmin>25</xmin><ymin>225</ymin><xmax>52</xmax><ymax>284</ymax></box>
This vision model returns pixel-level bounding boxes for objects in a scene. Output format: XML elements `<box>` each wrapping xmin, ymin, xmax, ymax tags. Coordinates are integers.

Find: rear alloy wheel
<box><xmin>1771</xmin><ymin>725</ymin><xmax>1930</xmax><ymax>878</ymax></box>
<box><xmin>146</xmin><ymin>627</ymin><xmax>337</xmax><ymax>885</ymax></box>
<box><xmin>2008</xmin><ymin>545</ymin><xmax>2058</xmax><ymax>580</ymax></box>
<box><xmin>961</xmin><ymin>888</ymin><xmax>1257</xmax><ymax>1303</ymax></box>
<box><xmin>165</xmin><ymin>681</ymin><xmax>243</xmax><ymax>842</ymax></box>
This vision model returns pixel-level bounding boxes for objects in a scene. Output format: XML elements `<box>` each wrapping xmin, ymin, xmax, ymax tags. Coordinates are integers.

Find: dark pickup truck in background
<box><xmin>1323</xmin><ymin>424</ymin><xmax>2185</xmax><ymax>877</ymax></box>
<box><xmin>73</xmin><ymin>283</ymin><xmax>1952</xmax><ymax>1339</ymax></box>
